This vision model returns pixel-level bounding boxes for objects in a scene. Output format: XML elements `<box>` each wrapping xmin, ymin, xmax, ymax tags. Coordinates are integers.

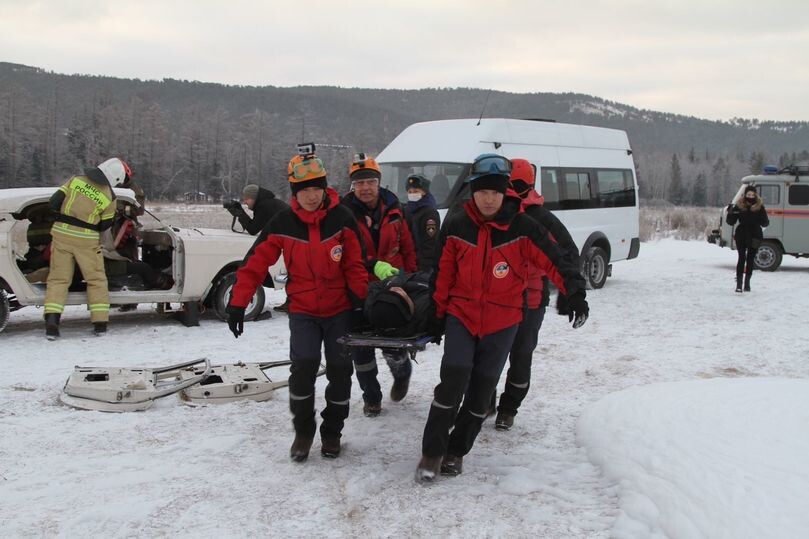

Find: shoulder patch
<box><xmin>425</xmin><ymin>219</ymin><xmax>438</xmax><ymax>238</ymax></box>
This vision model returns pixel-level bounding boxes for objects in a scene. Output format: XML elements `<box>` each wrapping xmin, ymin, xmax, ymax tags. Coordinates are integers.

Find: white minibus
<box><xmin>376</xmin><ymin>118</ymin><xmax>640</xmax><ymax>288</ymax></box>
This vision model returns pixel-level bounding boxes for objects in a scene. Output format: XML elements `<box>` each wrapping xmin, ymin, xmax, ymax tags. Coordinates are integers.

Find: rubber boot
<box><xmin>735</xmin><ymin>273</ymin><xmax>743</xmax><ymax>293</ymax></box>
<box><xmin>93</xmin><ymin>322</ymin><xmax>107</xmax><ymax>336</ymax></box>
<box><xmin>744</xmin><ymin>272</ymin><xmax>751</xmax><ymax>292</ymax></box>
<box><xmin>45</xmin><ymin>313</ymin><xmax>61</xmax><ymax>340</ymax></box>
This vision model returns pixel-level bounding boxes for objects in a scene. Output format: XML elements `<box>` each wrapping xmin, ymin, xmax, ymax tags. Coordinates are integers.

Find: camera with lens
<box><xmin>223</xmin><ymin>199</ymin><xmax>241</xmax><ymax>211</ymax></box>
<box><xmin>297</xmin><ymin>142</ymin><xmax>316</xmax><ymax>157</ymax></box>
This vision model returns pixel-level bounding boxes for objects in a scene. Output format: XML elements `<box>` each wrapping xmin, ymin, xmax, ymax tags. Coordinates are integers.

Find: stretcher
<box><xmin>336</xmin><ymin>333</ymin><xmax>432</xmax><ymax>362</ymax></box>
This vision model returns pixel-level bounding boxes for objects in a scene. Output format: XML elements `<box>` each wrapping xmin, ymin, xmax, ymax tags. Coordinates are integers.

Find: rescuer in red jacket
<box><xmin>227</xmin><ymin>149</ymin><xmax>368</xmax><ymax>463</ymax></box>
<box><xmin>415</xmin><ymin>154</ymin><xmax>589</xmax><ymax>483</ymax></box>
<box><xmin>342</xmin><ymin>153</ymin><xmax>418</xmax><ymax>416</ymax></box>
<box><xmin>493</xmin><ymin>158</ymin><xmax>581</xmax><ymax>431</ymax></box>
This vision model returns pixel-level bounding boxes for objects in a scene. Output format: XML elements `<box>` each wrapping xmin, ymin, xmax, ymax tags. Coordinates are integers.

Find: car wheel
<box><xmin>754</xmin><ymin>240</ymin><xmax>782</xmax><ymax>272</ymax></box>
<box><xmin>581</xmin><ymin>246</ymin><xmax>609</xmax><ymax>290</ymax></box>
<box><xmin>212</xmin><ymin>272</ymin><xmax>265</xmax><ymax>322</ymax></box>
<box><xmin>0</xmin><ymin>289</ymin><xmax>9</xmax><ymax>333</ymax></box>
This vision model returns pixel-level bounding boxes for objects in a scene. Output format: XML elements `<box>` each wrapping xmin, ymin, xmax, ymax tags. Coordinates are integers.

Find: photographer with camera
<box><xmin>225</xmin><ymin>184</ymin><xmax>288</xmax><ymax>236</ymax></box>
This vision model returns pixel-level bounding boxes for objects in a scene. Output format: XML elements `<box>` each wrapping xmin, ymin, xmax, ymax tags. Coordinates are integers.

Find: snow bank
<box><xmin>578</xmin><ymin>378</ymin><xmax>809</xmax><ymax>538</ymax></box>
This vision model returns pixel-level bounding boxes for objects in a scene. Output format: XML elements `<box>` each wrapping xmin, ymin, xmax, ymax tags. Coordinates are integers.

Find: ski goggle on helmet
<box><xmin>288</xmin><ymin>155</ymin><xmax>326</xmax><ymax>181</ymax></box>
<box><xmin>470</xmin><ymin>154</ymin><xmax>512</xmax><ymax>177</ymax></box>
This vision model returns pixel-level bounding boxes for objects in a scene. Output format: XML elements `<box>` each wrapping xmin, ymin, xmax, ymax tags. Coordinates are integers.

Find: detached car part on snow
<box><xmin>60</xmin><ymin>358</ymin><xmax>213</xmax><ymax>412</ymax></box>
<box><xmin>60</xmin><ymin>359</ymin><xmax>306</xmax><ymax>412</ymax></box>
<box><xmin>0</xmin><ymin>188</ymin><xmax>286</xmax><ymax>333</ymax></box>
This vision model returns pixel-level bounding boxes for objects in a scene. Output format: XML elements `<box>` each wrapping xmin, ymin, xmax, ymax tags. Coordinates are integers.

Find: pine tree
<box><xmin>692</xmin><ymin>172</ymin><xmax>707</xmax><ymax>206</ymax></box>
<box><xmin>669</xmin><ymin>153</ymin><xmax>687</xmax><ymax>205</ymax></box>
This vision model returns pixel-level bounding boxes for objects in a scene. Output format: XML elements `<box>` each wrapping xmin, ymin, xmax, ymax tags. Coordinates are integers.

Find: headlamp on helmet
<box><xmin>349</xmin><ymin>153</ymin><xmax>381</xmax><ymax>181</ymax></box>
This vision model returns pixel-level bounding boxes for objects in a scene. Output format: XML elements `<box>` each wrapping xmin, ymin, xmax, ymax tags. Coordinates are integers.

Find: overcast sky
<box><xmin>2</xmin><ymin>0</ymin><xmax>808</xmax><ymax>121</ymax></box>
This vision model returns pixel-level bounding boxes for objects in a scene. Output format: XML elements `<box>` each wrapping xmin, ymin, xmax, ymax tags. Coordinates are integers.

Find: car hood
<box><xmin>175</xmin><ymin>227</ymin><xmax>258</xmax><ymax>241</ymax></box>
<box><xmin>0</xmin><ymin>187</ymin><xmax>138</xmax><ymax>214</ymax></box>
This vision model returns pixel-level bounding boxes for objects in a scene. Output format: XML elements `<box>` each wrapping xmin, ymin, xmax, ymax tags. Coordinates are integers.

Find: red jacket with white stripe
<box><xmin>230</xmin><ymin>188</ymin><xmax>368</xmax><ymax>317</ymax></box>
<box><xmin>432</xmin><ymin>195</ymin><xmax>585</xmax><ymax>337</ymax></box>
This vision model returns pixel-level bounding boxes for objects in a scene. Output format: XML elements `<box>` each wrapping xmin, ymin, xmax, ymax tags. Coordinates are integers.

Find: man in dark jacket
<box><xmin>415</xmin><ymin>154</ymin><xmax>589</xmax><ymax>483</ymax></box>
<box><xmin>342</xmin><ymin>153</ymin><xmax>418</xmax><ymax>416</ymax></box>
<box><xmin>726</xmin><ymin>185</ymin><xmax>769</xmax><ymax>292</ymax></box>
<box><xmin>228</xmin><ymin>184</ymin><xmax>291</xmax><ymax>310</ymax></box>
<box><xmin>227</xmin><ymin>152</ymin><xmax>368</xmax><ymax>462</ymax></box>
<box><xmin>493</xmin><ymin>158</ymin><xmax>581</xmax><ymax>431</ymax></box>
<box><xmin>404</xmin><ymin>175</ymin><xmax>440</xmax><ymax>271</ymax></box>
<box><xmin>227</xmin><ymin>184</ymin><xmax>289</xmax><ymax>236</ymax></box>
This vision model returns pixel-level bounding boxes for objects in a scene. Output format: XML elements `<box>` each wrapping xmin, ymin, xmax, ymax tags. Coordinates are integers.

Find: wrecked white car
<box><xmin>0</xmin><ymin>188</ymin><xmax>284</xmax><ymax>333</ymax></box>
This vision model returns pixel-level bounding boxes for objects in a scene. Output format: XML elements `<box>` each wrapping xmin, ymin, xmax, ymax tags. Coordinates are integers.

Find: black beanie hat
<box><xmin>469</xmin><ymin>173</ymin><xmax>510</xmax><ymax>194</ymax></box>
<box><xmin>291</xmin><ymin>177</ymin><xmax>328</xmax><ymax>195</ymax></box>
<box><xmin>744</xmin><ymin>185</ymin><xmax>757</xmax><ymax>196</ymax></box>
<box><xmin>369</xmin><ymin>290</ymin><xmax>413</xmax><ymax>329</ymax></box>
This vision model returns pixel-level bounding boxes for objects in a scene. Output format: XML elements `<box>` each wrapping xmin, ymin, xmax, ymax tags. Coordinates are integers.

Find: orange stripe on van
<box><xmin>768</xmin><ymin>209</ymin><xmax>809</xmax><ymax>218</ymax></box>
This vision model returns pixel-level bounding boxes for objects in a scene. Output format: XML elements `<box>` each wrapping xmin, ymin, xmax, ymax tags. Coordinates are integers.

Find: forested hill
<box><xmin>2</xmin><ymin>61</ymin><xmax>808</xmax><ymax>205</ymax></box>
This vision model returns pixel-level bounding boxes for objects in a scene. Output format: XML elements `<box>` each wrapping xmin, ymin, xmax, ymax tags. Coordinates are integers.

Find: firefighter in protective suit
<box><xmin>44</xmin><ymin>157</ymin><xmax>132</xmax><ymax>339</ymax></box>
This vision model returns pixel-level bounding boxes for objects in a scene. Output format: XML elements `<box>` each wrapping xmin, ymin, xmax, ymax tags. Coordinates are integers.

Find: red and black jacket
<box><xmin>521</xmin><ymin>190</ymin><xmax>580</xmax><ymax>309</ymax></box>
<box><xmin>342</xmin><ymin>188</ymin><xmax>418</xmax><ymax>279</ymax></box>
<box><xmin>432</xmin><ymin>193</ymin><xmax>585</xmax><ymax>337</ymax></box>
<box><xmin>230</xmin><ymin>188</ymin><xmax>368</xmax><ymax>318</ymax></box>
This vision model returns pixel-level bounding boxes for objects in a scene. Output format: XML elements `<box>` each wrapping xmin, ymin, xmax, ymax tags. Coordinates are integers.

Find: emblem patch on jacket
<box><xmin>330</xmin><ymin>245</ymin><xmax>343</xmax><ymax>262</ymax></box>
<box><xmin>493</xmin><ymin>262</ymin><xmax>509</xmax><ymax>279</ymax></box>
<box><xmin>425</xmin><ymin>219</ymin><xmax>438</xmax><ymax>238</ymax></box>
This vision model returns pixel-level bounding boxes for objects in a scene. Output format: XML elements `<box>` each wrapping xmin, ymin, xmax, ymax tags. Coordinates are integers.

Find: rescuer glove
<box><xmin>226</xmin><ymin>305</ymin><xmax>245</xmax><ymax>338</ymax></box>
<box><xmin>566</xmin><ymin>291</ymin><xmax>589</xmax><ymax>329</ymax></box>
<box><xmin>373</xmin><ymin>261</ymin><xmax>399</xmax><ymax>280</ymax></box>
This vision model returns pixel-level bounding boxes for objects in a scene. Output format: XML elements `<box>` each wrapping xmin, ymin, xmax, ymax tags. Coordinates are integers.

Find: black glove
<box><xmin>556</xmin><ymin>292</ymin><xmax>570</xmax><ymax>316</ymax></box>
<box><xmin>426</xmin><ymin>311</ymin><xmax>446</xmax><ymax>345</ymax></box>
<box><xmin>566</xmin><ymin>291</ymin><xmax>589</xmax><ymax>329</ymax></box>
<box><xmin>350</xmin><ymin>308</ymin><xmax>368</xmax><ymax>332</ymax></box>
<box><xmin>226</xmin><ymin>305</ymin><xmax>245</xmax><ymax>338</ymax></box>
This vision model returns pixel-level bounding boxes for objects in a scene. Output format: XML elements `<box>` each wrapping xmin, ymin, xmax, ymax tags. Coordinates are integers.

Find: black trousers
<box><xmin>736</xmin><ymin>244</ymin><xmax>757</xmax><ymax>276</ymax></box>
<box><xmin>288</xmin><ymin>311</ymin><xmax>352</xmax><ymax>439</ymax></box>
<box><xmin>497</xmin><ymin>306</ymin><xmax>546</xmax><ymax>416</ymax></box>
<box><xmin>421</xmin><ymin>315</ymin><xmax>518</xmax><ymax>458</ymax></box>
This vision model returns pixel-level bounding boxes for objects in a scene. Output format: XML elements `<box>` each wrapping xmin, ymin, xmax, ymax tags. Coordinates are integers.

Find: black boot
<box><xmin>93</xmin><ymin>322</ymin><xmax>107</xmax><ymax>336</ymax></box>
<box><xmin>495</xmin><ymin>411</ymin><xmax>515</xmax><ymax>431</ymax></box>
<box><xmin>744</xmin><ymin>273</ymin><xmax>751</xmax><ymax>292</ymax></box>
<box><xmin>440</xmin><ymin>454</ymin><xmax>464</xmax><ymax>476</ymax></box>
<box><xmin>45</xmin><ymin>313</ymin><xmax>61</xmax><ymax>340</ymax></box>
<box><xmin>390</xmin><ymin>375</ymin><xmax>410</xmax><ymax>402</ymax></box>
<box><xmin>415</xmin><ymin>455</ymin><xmax>443</xmax><ymax>483</ymax></box>
<box><xmin>320</xmin><ymin>435</ymin><xmax>341</xmax><ymax>458</ymax></box>
<box><xmin>735</xmin><ymin>273</ymin><xmax>743</xmax><ymax>293</ymax></box>
<box><xmin>290</xmin><ymin>434</ymin><xmax>314</xmax><ymax>462</ymax></box>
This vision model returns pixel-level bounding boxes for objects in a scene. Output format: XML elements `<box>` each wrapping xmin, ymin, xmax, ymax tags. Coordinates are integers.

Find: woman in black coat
<box><xmin>726</xmin><ymin>185</ymin><xmax>769</xmax><ymax>292</ymax></box>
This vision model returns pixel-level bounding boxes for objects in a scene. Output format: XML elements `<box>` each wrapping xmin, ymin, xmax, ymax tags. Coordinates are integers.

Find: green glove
<box><xmin>373</xmin><ymin>261</ymin><xmax>399</xmax><ymax>280</ymax></box>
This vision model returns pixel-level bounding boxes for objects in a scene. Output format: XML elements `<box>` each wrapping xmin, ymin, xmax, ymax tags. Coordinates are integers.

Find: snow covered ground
<box><xmin>1</xmin><ymin>239</ymin><xmax>807</xmax><ymax>538</ymax></box>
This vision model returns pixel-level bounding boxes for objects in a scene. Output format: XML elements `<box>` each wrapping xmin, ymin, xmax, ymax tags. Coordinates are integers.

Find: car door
<box><xmin>782</xmin><ymin>183</ymin><xmax>809</xmax><ymax>254</ymax></box>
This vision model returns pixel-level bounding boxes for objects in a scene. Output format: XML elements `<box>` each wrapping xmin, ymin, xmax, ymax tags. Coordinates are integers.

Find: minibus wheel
<box><xmin>582</xmin><ymin>246</ymin><xmax>609</xmax><ymax>289</ymax></box>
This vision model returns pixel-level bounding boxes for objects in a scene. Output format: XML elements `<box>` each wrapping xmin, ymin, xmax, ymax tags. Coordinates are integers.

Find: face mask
<box><xmin>407</xmin><ymin>193</ymin><xmax>423</xmax><ymax>202</ymax></box>
<box><xmin>745</xmin><ymin>197</ymin><xmax>756</xmax><ymax>204</ymax></box>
